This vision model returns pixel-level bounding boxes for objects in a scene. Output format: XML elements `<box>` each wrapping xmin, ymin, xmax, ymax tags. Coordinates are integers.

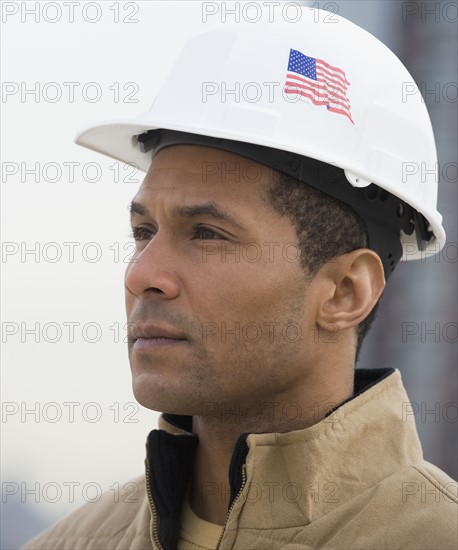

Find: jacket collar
<box><xmin>147</xmin><ymin>368</ymin><xmax>423</xmax><ymax>548</ymax></box>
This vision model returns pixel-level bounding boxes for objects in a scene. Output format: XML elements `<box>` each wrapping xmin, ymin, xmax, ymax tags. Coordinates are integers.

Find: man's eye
<box><xmin>193</xmin><ymin>226</ymin><xmax>225</xmax><ymax>240</ymax></box>
<box><xmin>130</xmin><ymin>227</ymin><xmax>153</xmax><ymax>241</ymax></box>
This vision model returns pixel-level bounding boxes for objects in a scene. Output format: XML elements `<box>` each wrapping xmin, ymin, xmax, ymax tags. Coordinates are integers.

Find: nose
<box><xmin>124</xmin><ymin>237</ymin><xmax>181</xmax><ymax>299</ymax></box>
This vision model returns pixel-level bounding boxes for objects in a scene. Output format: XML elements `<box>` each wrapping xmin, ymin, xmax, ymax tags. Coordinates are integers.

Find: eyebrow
<box><xmin>129</xmin><ymin>200</ymin><xmax>244</xmax><ymax>230</ymax></box>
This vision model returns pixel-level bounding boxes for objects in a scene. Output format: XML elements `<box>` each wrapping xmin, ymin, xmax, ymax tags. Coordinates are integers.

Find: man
<box><xmin>23</xmin><ymin>7</ymin><xmax>457</xmax><ymax>550</ymax></box>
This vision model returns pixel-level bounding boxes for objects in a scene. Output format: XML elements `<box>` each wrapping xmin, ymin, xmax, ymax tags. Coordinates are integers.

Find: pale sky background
<box><xmin>1</xmin><ymin>1</ymin><xmax>457</xmax><ymax>548</ymax></box>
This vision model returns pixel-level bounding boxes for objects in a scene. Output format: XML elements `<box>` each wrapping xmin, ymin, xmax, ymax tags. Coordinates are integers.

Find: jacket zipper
<box><xmin>145</xmin><ymin>454</ymin><xmax>164</xmax><ymax>550</ymax></box>
<box><xmin>215</xmin><ymin>464</ymin><xmax>247</xmax><ymax>550</ymax></box>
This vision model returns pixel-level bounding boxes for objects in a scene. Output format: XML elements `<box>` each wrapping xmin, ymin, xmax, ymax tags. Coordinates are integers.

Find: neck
<box><xmin>189</xmin><ymin>365</ymin><xmax>354</xmax><ymax>524</ymax></box>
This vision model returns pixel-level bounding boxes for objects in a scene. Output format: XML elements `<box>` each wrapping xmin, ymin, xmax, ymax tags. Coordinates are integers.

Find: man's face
<box><xmin>125</xmin><ymin>145</ymin><xmax>315</xmax><ymax>415</ymax></box>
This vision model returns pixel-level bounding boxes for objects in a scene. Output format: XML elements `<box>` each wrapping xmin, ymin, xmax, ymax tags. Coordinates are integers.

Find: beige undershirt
<box><xmin>178</xmin><ymin>488</ymin><xmax>224</xmax><ymax>550</ymax></box>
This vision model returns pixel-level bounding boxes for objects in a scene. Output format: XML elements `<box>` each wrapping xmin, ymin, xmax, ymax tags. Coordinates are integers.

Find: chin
<box><xmin>132</xmin><ymin>374</ymin><xmax>199</xmax><ymax>416</ymax></box>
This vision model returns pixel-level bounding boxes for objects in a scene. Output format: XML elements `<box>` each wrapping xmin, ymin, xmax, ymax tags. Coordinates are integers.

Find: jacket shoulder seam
<box><xmin>411</xmin><ymin>464</ymin><xmax>458</xmax><ymax>504</ymax></box>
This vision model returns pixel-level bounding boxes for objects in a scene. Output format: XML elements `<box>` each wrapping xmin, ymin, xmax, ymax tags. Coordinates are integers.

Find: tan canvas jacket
<box><xmin>22</xmin><ymin>368</ymin><xmax>458</xmax><ymax>549</ymax></box>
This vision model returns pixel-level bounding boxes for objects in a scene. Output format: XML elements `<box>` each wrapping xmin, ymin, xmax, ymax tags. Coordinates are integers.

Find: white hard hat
<box><xmin>75</xmin><ymin>7</ymin><xmax>445</xmax><ymax>275</ymax></box>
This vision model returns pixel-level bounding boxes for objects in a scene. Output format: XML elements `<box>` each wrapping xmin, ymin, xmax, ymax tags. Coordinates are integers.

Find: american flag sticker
<box><xmin>285</xmin><ymin>49</ymin><xmax>354</xmax><ymax>124</ymax></box>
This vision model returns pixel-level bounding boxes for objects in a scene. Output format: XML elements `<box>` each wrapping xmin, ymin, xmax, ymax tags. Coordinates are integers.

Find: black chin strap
<box><xmin>136</xmin><ymin>129</ymin><xmax>434</xmax><ymax>277</ymax></box>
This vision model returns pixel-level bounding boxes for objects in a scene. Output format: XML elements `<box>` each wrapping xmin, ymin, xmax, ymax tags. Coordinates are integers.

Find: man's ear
<box><xmin>315</xmin><ymin>249</ymin><xmax>386</xmax><ymax>331</ymax></box>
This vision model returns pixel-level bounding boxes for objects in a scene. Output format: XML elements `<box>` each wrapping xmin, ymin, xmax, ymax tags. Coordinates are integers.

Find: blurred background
<box><xmin>1</xmin><ymin>1</ymin><xmax>457</xmax><ymax>548</ymax></box>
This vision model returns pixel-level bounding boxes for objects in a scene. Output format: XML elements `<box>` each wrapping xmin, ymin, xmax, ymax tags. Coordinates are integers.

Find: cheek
<box><xmin>185</xmin><ymin>254</ymin><xmax>307</xmax><ymax>324</ymax></box>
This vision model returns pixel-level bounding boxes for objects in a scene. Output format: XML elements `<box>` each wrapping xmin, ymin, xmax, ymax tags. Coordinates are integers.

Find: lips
<box><xmin>128</xmin><ymin>323</ymin><xmax>188</xmax><ymax>344</ymax></box>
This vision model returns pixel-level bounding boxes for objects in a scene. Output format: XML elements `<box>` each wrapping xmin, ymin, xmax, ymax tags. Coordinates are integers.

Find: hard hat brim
<box><xmin>74</xmin><ymin>119</ymin><xmax>158</xmax><ymax>173</ymax></box>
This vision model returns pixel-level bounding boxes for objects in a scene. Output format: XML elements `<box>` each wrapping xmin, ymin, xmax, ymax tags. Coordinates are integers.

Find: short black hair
<box><xmin>264</xmin><ymin>171</ymin><xmax>380</xmax><ymax>361</ymax></box>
